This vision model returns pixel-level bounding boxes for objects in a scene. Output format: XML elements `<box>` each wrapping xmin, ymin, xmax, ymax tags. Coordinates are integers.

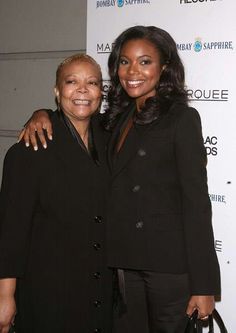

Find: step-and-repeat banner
<box><xmin>87</xmin><ymin>1</ymin><xmax>236</xmax><ymax>331</ymax></box>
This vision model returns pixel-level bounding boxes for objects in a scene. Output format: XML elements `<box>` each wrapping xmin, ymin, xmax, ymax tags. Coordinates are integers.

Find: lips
<box><xmin>72</xmin><ymin>99</ymin><xmax>90</xmax><ymax>105</ymax></box>
<box><xmin>126</xmin><ymin>80</ymin><xmax>145</xmax><ymax>88</ymax></box>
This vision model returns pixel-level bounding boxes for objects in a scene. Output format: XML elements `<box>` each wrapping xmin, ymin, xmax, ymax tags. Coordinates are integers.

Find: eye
<box><xmin>88</xmin><ymin>81</ymin><xmax>99</xmax><ymax>86</ymax></box>
<box><xmin>140</xmin><ymin>59</ymin><xmax>152</xmax><ymax>65</ymax></box>
<box><xmin>119</xmin><ymin>58</ymin><xmax>128</xmax><ymax>65</ymax></box>
<box><xmin>65</xmin><ymin>79</ymin><xmax>76</xmax><ymax>84</ymax></box>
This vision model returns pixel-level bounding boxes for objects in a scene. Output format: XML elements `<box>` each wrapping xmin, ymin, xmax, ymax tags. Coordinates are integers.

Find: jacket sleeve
<box><xmin>174</xmin><ymin>106</ymin><xmax>221</xmax><ymax>295</ymax></box>
<box><xmin>0</xmin><ymin>144</ymin><xmax>39</xmax><ymax>278</ymax></box>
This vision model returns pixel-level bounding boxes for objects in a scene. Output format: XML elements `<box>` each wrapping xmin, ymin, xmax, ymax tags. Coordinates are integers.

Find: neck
<box><xmin>72</xmin><ymin>119</ymin><xmax>90</xmax><ymax>148</ymax></box>
<box><xmin>136</xmin><ymin>100</ymin><xmax>143</xmax><ymax>112</ymax></box>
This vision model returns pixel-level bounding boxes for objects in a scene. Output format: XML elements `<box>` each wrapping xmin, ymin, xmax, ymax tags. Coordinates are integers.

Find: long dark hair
<box><xmin>105</xmin><ymin>25</ymin><xmax>188</xmax><ymax>130</ymax></box>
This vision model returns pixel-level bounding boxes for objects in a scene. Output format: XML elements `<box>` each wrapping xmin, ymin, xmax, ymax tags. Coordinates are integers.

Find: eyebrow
<box><xmin>63</xmin><ymin>74</ymin><xmax>100</xmax><ymax>79</ymax></box>
<box><xmin>120</xmin><ymin>54</ymin><xmax>152</xmax><ymax>59</ymax></box>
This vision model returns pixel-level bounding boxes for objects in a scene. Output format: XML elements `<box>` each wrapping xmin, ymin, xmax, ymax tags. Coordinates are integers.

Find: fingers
<box><xmin>186</xmin><ymin>302</ymin><xmax>195</xmax><ymax>317</ymax></box>
<box><xmin>36</xmin><ymin>120</ymin><xmax>53</xmax><ymax>149</ymax></box>
<box><xmin>36</xmin><ymin>129</ymin><xmax>47</xmax><ymax>149</ymax></box>
<box><xmin>17</xmin><ymin>123</ymin><xmax>38</xmax><ymax>150</ymax></box>
<box><xmin>29</xmin><ymin>129</ymin><xmax>39</xmax><ymax>151</ymax></box>
<box><xmin>18</xmin><ymin>110</ymin><xmax>53</xmax><ymax>150</ymax></box>
<box><xmin>1</xmin><ymin>324</ymin><xmax>10</xmax><ymax>333</ymax></box>
<box><xmin>198</xmin><ymin>309</ymin><xmax>211</xmax><ymax>320</ymax></box>
<box><xmin>187</xmin><ymin>295</ymin><xmax>215</xmax><ymax>321</ymax></box>
<box><xmin>0</xmin><ymin>320</ymin><xmax>13</xmax><ymax>333</ymax></box>
<box><xmin>19</xmin><ymin>122</ymin><xmax>49</xmax><ymax>151</ymax></box>
<box><xmin>22</xmin><ymin>128</ymin><xmax>30</xmax><ymax>148</ymax></box>
<box><xmin>17</xmin><ymin>128</ymin><xmax>26</xmax><ymax>143</ymax></box>
<box><xmin>43</xmin><ymin>122</ymin><xmax>53</xmax><ymax>141</ymax></box>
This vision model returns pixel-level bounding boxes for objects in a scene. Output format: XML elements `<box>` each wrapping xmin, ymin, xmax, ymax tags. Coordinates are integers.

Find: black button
<box><xmin>94</xmin><ymin>216</ymin><xmax>102</xmax><ymax>223</ymax></box>
<box><xmin>132</xmin><ymin>185</ymin><xmax>140</xmax><ymax>192</ymax></box>
<box><xmin>93</xmin><ymin>272</ymin><xmax>101</xmax><ymax>279</ymax></box>
<box><xmin>93</xmin><ymin>300</ymin><xmax>101</xmax><ymax>307</ymax></box>
<box><xmin>138</xmin><ymin>149</ymin><xmax>146</xmax><ymax>157</ymax></box>
<box><xmin>94</xmin><ymin>329</ymin><xmax>101</xmax><ymax>333</ymax></box>
<box><xmin>136</xmin><ymin>221</ymin><xmax>143</xmax><ymax>229</ymax></box>
<box><xmin>93</xmin><ymin>243</ymin><xmax>101</xmax><ymax>250</ymax></box>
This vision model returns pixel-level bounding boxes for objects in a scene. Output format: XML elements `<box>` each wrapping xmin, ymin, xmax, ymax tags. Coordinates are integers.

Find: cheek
<box><xmin>143</xmin><ymin>67</ymin><xmax>156</xmax><ymax>77</ymax></box>
<box><xmin>93</xmin><ymin>89</ymin><xmax>102</xmax><ymax>100</ymax></box>
<box><xmin>117</xmin><ymin>71</ymin><xmax>126</xmax><ymax>88</ymax></box>
<box><xmin>151</xmin><ymin>67</ymin><xmax>162</xmax><ymax>82</ymax></box>
<box><xmin>60</xmin><ymin>89</ymin><xmax>71</xmax><ymax>100</ymax></box>
<box><xmin>118</xmin><ymin>67</ymin><xmax>125</xmax><ymax>80</ymax></box>
<box><xmin>91</xmin><ymin>91</ymin><xmax>102</xmax><ymax>107</ymax></box>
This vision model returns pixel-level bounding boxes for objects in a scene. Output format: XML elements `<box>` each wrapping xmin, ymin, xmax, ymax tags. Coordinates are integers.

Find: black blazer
<box><xmin>106</xmin><ymin>103</ymin><xmax>220</xmax><ymax>295</ymax></box>
<box><xmin>0</xmin><ymin>112</ymin><xmax>112</xmax><ymax>333</ymax></box>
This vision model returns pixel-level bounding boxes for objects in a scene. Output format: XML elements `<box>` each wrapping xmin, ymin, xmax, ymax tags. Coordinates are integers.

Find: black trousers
<box><xmin>113</xmin><ymin>270</ymin><xmax>190</xmax><ymax>333</ymax></box>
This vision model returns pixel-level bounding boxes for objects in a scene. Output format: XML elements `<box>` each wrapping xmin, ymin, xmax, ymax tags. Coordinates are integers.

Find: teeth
<box><xmin>127</xmin><ymin>80</ymin><xmax>144</xmax><ymax>86</ymax></box>
<box><xmin>73</xmin><ymin>99</ymin><xmax>90</xmax><ymax>105</ymax></box>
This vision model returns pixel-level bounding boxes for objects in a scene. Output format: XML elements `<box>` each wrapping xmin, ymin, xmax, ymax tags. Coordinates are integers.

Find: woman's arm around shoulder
<box><xmin>18</xmin><ymin>109</ymin><xmax>54</xmax><ymax>150</ymax></box>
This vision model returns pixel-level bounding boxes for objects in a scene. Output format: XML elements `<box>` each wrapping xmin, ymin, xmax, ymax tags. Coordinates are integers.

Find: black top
<box><xmin>107</xmin><ymin>103</ymin><xmax>220</xmax><ymax>295</ymax></box>
<box><xmin>0</xmin><ymin>111</ymin><xmax>112</xmax><ymax>332</ymax></box>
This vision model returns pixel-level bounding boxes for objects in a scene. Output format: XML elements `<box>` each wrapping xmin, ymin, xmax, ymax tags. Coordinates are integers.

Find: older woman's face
<box><xmin>118</xmin><ymin>38</ymin><xmax>164</xmax><ymax>111</ymax></box>
<box><xmin>55</xmin><ymin>61</ymin><xmax>102</xmax><ymax>123</ymax></box>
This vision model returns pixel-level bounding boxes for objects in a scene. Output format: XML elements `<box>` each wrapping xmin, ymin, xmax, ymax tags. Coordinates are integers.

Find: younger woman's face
<box><xmin>118</xmin><ymin>38</ymin><xmax>164</xmax><ymax>111</ymax></box>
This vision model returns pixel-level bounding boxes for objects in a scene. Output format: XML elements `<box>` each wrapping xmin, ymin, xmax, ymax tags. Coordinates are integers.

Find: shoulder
<box><xmin>1</xmin><ymin>142</ymin><xmax>38</xmax><ymax>181</ymax></box>
<box><xmin>167</xmin><ymin>104</ymin><xmax>204</xmax><ymax>144</ymax></box>
<box><xmin>168</xmin><ymin>103</ymin><xmax>201</xmax><ymax>123</ymax></box>
<box><xmin>91</xmin><ymin>112</ymin><xmax>104</xmax><ymax>129</ymax></box>
<box><xmin>91</xmin><ymin>113</ymin><xmax>111</xmax><ymax>143</ymax></box>
<box><xmin>164</xmin><ymin>103</ymin><xmax>202</xmax><ymax>134</ymax></box>
<box><xmin>3</xmin><ymin>141</ymin><xmax>42</xmax><ymax>171</ymax></box>
<box><xmin>5</xmin><ymin>141</ymin><xmax>33</xmax><ymax>161</ymax></box>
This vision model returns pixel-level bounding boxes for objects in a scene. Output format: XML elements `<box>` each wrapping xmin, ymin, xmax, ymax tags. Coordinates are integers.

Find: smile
<box><xmin>72</xmin><ymin>99</ymin><xmax>90</xmax><ymax>105</ymax></box>
<box><xmin>126</xmin><ymin>80</ymin><xmax>145</xmax><ymax>88</ymax></box>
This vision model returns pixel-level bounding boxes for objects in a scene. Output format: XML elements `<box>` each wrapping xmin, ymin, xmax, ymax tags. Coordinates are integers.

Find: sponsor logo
<box><xmin>209</xmin><ymin>194</ymin><xmax>226</xmax><ymax>204</ymax></box>
<box><xmin>204</xmin><ymin>136</ymin><xmax>218</xmax><ymax>156</ymax></box>
<box><xmin>117</xmin><ymin>0</ymin><xmax>124</xmax><ymax>6</ymax></box>
<box><xmin>194</xmin><ymin>39</ymin><xmax>202</xmax><ymax>52</ymax></box>
<box><xmin>187</xmin><ymin>89</ymin><xmax>229</xmax><ymax>102</ymax></box>
<box><xmin>123</xmin><ymin>0</ymin><xmax>151</xmax><ymax>5</ymax></box>
<box><xmin>96</xmin><ymin>40</ymin><xmax>233</xmax><ymax>54</ymax></box>
<box><xmin>179</xmin><ymin>0</ymin><xmax>219</xmax><ymax>5</ymax></box>
<box><xmin>180</xmin><ymin>0</ymin><xmax>220</xmax><ymax>4</ymax></box>
<box><xmin>96</xmin><ymin>0</ymin><xmax>115</xmax><ymax>8</ymax></box>
<box><xmin>102</xmin><ymin>79</ymin><xmax>111</xmax><ymax>103</ymax></box>
<box><xmin>97</xmin><ymin>42</ymin><xmax>114</xmax><ymax>54</ymax></box>
<box><xmin>96</xmin><ymin>0</ymin><xmax>151</xmax><ymax>9</ymax></box>
<box><xmin>177</xmin><ymin>38</ymin><xmax>233</xmax><ymax>52</ymax></box>
<box><xmin>215</xmin><ymin>239</ymin><xmax>222</xmax><ymax>253</ymax></box>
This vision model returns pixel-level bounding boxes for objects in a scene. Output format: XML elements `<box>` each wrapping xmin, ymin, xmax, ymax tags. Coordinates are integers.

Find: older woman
<box><xmin>0</xmin><ymin>54</ymin><xmax>112</xmax><ymax>333</ymax></box>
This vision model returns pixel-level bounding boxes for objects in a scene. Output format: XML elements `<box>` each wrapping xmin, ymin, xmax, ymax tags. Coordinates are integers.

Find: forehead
<box><xmin>121</xmin><ymin>38</ymin><xmax>159</xmax><ymax>57</ymax></box>
<box><xmin>59</xmin><ymin>60</ymin><xmax>101</xmax><ymax>78</ymax></box>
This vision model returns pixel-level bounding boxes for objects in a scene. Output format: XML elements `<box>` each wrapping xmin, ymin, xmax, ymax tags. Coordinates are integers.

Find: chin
<box><xmin>126</xmin><ymin>90</ymin><xmax>143</xmax><ymax>98</ymax></box>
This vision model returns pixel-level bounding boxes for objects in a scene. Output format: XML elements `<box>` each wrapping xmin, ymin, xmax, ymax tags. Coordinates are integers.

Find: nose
<box><xmin>128</xmin><ymin>61</ymin><xmax>139</xmax><ymax>75</ymax></box>
<box><xmin>76</xmin><ymin>83</ymin><xmax>88</xmax><ymax>93</ymax></box>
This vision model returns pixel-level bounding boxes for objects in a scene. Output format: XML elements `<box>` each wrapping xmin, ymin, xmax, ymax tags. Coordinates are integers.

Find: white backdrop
<box><xmin>87</xmin><ymin>1</ymin><xmax>236</xmax><ymax>331</ymax></box>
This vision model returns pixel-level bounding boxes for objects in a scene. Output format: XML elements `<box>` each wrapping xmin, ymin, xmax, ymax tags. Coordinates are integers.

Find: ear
<box><xmin>162</xmin><ymin>64</ymin><xmax>167</xmax><ymax>72</ymax></box>
<box><xmin>54</xmin><ymin>86</ymin><xmax>60</xmax><ymax>103</ymax></box>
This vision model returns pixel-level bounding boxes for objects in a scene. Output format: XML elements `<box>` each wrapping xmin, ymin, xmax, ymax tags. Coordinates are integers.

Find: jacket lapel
<box><xmin>49</xmin><ymin>112</ymin><xmax>95</xmax><ymax>173</ymax></box>
<box><xmin>108</xmin><ymin>110</ymin><xmax>162</xmax><ymax>177</ymax></box>
<box><xmin>107</xmin><ymin>109</ymin><xmax>131</xmax><ymax>172</ymax></box>
<box><xmin>112</xmin><ymin>124</ymin><xmax>141</xmax><ymax>177</ymax></box>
